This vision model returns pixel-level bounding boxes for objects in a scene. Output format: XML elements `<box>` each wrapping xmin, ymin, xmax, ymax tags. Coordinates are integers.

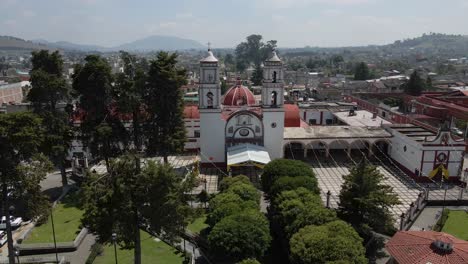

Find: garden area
<box><xmin>441</xmin><ymin>210</ymin><xmax>468</xmax><ymax>240</ymax></box>
<box><xmin>93</xmin><ymin>230</ymin><xmax>184</xmax><ymax>264</ymax></box>
<box><xmin>24</xmin><ymin>191</ymin><xmax>83</xmax><ymax>243</ymax></box>
<box><xmin>186</xmin><ymin>213</ymin><xmax>207</xmax><ymax>234</ymax></box>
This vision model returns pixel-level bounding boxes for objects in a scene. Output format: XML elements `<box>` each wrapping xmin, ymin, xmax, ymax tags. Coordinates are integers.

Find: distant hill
<box><xmin>115</xmin><ymin>35</ymin><xmax>205</xmax><ymax>51</ymax></box>
<box><xmin>32</xmin><ymin>39</ymin><xmax>106</xmax><ymax>52</ymax></box>
<box><xmin>0</xmin><ymin>36</ymin><xmax>55</xmax><ymax>51</ymax></box>
<box><xmin>33</xmin><ymin>35</ymin><xmax>205</xmax><ymax>52</ymax></box>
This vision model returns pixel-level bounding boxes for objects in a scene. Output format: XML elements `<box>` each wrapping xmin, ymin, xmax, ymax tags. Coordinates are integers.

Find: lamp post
<box><xmin>442</xmin><ymin>185</ymin><xmax>448</xmax><ymax>212</ymax></box>
<box><xmin>112</xmin><ymin>233</ymin><xmax>118</xmax><ymax>264</ymax></box>
<box><xmin>6</xmin><ymin>205</ymin><xmax>15</xmax><ymax>264</ymax></box>
<box><xmin>15</xmin><ymin>250</ymin><xmax>20</xmax><ymax>264</ymax></box>
<box><xmin>50</xmin><ymin>207</ymin><xmax>59</xmax><ymax>263</ymax></box>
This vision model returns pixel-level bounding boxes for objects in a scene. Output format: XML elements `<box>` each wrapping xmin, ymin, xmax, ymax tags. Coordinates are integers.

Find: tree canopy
<box><xmin>261</xmin><ymin>159</ymin><xmax>319</xmax><ymax>196</ymax></box>
<box><xmin>235</xmin><ymin>34</ymin><xmax>277</xmax><ymax>72</ymax></box>
<box><xmin>82</xmin><ymin>156</ymin><xmax>195</xmax><ymax>248</ymax></box>
<box><xmin>272</xmin><ymin>188</ymin><xmax>337</xmax><ymax>239</ymax></box>
<box><xmin>289</xmin><ymin>220</ymin><xmax>367</xmax><ymax>264</ymax></box>
<box><xmin>208</xmin><ymin>210</ymin><xmax>271</xmax><ymax>262</ymax></box>
<box><xmin>354</xmin><ymin>62</ymin><xmax>371</xmax><ymax>80</ymax></box>
<box><xmin>28</xmin><ymin>50</ymin><xmax>71</xmax><ymax>187</ymax></box>
<box><xmin>72</xmin><ymin>55</ymin><xmax>127</xmax><ymax>167</ymax></box>
<box><xmin>144</xmin><ymin>52</ymin><xmax>187</xmax><ymax>163</ymax></box>
<box><xmin>404</xmin><ymin>70</ymin><xmax>425</xmax><ymax>96</ymax></box>
<box><xmin>338</xmin><ymin>161</ymin><xmax>400</xmax><ymax>234</ymax></box>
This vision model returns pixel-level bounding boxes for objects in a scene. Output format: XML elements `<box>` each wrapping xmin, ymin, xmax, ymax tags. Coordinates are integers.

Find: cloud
<box><xmin>176</xmin><ymin>13</ymin><xmax>193</xmax><ymax>19</ymax></box>
<box><xmin>3</xmin><ymin>19</ymin><xmax>17</xmax><ymax>26</ymax></box>
<box><xmin>321</xmin><ymin>9</ymin><xmax>343</xmax><ymax>16</ymax></box>
<box><xmin>22</xmin><ymin>10</ymin><xmax>35</xmax><ymax>18</ymax></box>
<box><xmin>159</xmin><ymin>21</ymin><xmax>177</xmax><ymax>28</ymax></box>
<box><xmin>259</xmin><ymin>0</ymin><xmax>374</xmax><ymax>9</ymax></box>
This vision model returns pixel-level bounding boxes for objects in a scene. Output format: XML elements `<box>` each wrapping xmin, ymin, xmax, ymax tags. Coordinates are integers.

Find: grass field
<box><xmin>187</xmin><ymin>214</ymin><xmax>208</xmax><ymax>234</ymax></box>
<box><xmin>441</xmin><ymin>210</ymin><xmax>468</xmax><ymax>240</ymax></box>
<box><xmin>25</xmin><ymin>191</ymin><xmax>83</xmax><ymax>243</ymax></box>
<box><xmin>94</xmin><ymin>231</ymin><xmax>184</xmax><ymax>264</ymax></box>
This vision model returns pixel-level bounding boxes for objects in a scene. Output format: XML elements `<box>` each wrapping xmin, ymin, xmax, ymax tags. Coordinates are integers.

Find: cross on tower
<box><xmin>207</xmin><ymin>42</ymin><xmax>211</xmax><ymax>51</ymax></box>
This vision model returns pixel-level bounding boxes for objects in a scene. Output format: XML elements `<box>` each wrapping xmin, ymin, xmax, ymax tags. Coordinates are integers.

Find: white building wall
<box><xmin>263</xmin><ymin>109</ymin><xmax>285</xmax><ymax>159</ymax></box>
<box><xmin>200</xmin><ymin>112</ymin><xmax>226</xmax><ymax>163</ymax></box>
<box><xmin>389</xmin><ymin>133</ymin><xmax>422</xmax><ymax>175</ymax></box>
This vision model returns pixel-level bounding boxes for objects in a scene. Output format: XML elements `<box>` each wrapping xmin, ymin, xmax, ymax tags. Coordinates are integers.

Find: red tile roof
<box><xmin>183</xmin><ymin>105</ymin><xmax>200</xmax><ymax>119</ymax></box>
<box><xmin>386</xmin><ymin>231</ymin><xmax>468</xmax><ymax>264</ymax></box>
<box><xmin>284</xmin><ymin>104</ymin><xmax>300</xmax><ymax>127</ymax></box>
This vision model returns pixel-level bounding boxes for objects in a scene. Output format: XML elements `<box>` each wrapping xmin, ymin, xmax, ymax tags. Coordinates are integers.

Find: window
<box><xmin>326</xmin><ymin>119</ymin><xmax>333</xmax><ymax>125</ymax></box>
<box><xmin>255</xmin><ymin>126</ymin><xmax>260</xmax><ymax>133</ymax></box>
<box><xmin>194</xmin><ymin>130</ymin><xmax>200</xmax><ymax>138</ymax></box>
<box><xmin>228</xmin><ymin>126</ymin><xmax>233</xmax><ymax>133</ymax></box>
<box><xmin>309</xmin><ymin>119</ymin><xmax>317</xmax><ymax>125</ymax></box>
<box><xmin>382</xmin><ymin>111</ymin><xmax>386</xmax><ymax>118</ymax></box>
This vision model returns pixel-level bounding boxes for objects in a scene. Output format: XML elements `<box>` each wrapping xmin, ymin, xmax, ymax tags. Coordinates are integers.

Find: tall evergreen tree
<box><xmin>144</xmin><ymin>52</ymin><xmax>187</xmax><ymax>163</ymax></box>
<box><xmin>28</xmin><ymin>50</ymin><xmax>71</xmax><ymax>187</ymax></box>
<box><xmin>113</xmin><ymin>51</ymin><xmax>147</xmax><ymax>151</ymax></box>
<box><xmin>72</xmin><ymin>55</ymin><xmax>127</xmax><ymax>168</ymax></box>
<box><xmin>338</xmin><ymin>161</ymin><xmax>400</xmax><ymax>261</ymax></box>
<box><xmin>404</xmin><ymin>71</ymin><xmax>425</xmax><ymax>96</ymax></box>
<box><xmin>250</xmin><ymin>64</ymin><xmax>263</xmax><ymax>86</ymax></box>
<box><xmin>354</xmin><ymin>62</ymin><xmax>371</xmax><ymax>80</ymax></box>
<box><xmin>81</xmin><ymin>155</ymin><xmax>195</xmax><ymax>264</ymax></box>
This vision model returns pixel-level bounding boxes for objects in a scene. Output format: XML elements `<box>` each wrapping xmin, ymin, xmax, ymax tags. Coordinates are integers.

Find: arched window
<box><xmin>272</xmin><ymin>71</ymin><xmax>277</xmax><ymax>83</ymax></box>
<box><xmin>207</xmin><ymin>92</ymin><xmax>214</xmax><ymax>108</ymax></box>
<box><xmin>271</xmin><ymin>91</ymin><xmax>278</xmax><ymax>106</ymax></box>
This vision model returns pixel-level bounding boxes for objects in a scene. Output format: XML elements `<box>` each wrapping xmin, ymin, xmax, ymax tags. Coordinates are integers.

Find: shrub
<box><xmin>208</xmin><ymin>210</ymin><xmax>271</xmax><ymax>262</ymax></box>
<box><xmin>261</xmin><ymin>159</ymin><xmax>317</xmax><ymax>195</ymax></box>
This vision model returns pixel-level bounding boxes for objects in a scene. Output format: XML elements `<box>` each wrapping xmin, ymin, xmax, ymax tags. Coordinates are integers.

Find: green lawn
<box><xmin>187</xmin><ymin>214</ymin><xmax>208</xmax><ymax>234</ymax></box>
<box><xmin>94</xmin><ymin>231</ymin><xmax>184</xmax><ymax>264</ymax></box>
<box><xmin>25</xmin><ymin>192</ymin><xmax>83</xmax><ymax>243</ymax></box>
<box><xmin>442</xmin><ymin>210</ymin><xmax>468</xmax><ymax>240</ymax></box>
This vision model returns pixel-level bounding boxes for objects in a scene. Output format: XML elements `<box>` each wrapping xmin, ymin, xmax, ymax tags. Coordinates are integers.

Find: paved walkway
<box><xmin>310</xmin><ymin>161</ymin><xmax>421</xmax><ymax>223</ymax></box>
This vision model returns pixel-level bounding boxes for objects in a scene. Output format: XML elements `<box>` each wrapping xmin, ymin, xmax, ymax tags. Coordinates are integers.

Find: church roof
<box><xmin>222</xmin><ymin>79</ymin><xmax>256</xmax><ymax>106</ymax></box>
<box><xmin>200</xmin><ymin>49</ymin><xmax>218</xmax><ymax>63</ymax></box>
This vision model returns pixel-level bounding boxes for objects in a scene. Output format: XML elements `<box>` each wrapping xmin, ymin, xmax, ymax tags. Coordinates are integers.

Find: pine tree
<box><xmin>72</xmin><ymin>55</ymin><xmax>127</xmax><ymax>168</ymax></box>
<box><xmin>28</xmin><ymin>50</ymin><xmax>71</xmax><ymax>187</ymax></box>
<box><xmin>354</xmin><ymin>62</ymin><xmax>371</xmax><ymax>80</ymax></box>
<box><xmin>404</xmin><ymin>71</ymin><xmax>425</xmax><ymax>96</ymax></box>
<box><xmin>250</xmin><ymin>64</ymin><xmax>263</xmax><ymax>86</ymax></box>
<box><xmin>144</xmin><ymin>52</ymin><xmax>187</xmax><ymax>163</ymax></box>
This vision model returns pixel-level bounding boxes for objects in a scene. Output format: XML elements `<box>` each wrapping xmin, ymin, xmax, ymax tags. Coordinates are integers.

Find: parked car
<box><xmin>451</xmin><ymin>127</ymin><xmax>464</xmax><ymax>136</ymax></box>
<box><xmin>0</xmin><ymin>216</ymin><xmax>23</xmax><ymax>230</ymax></box>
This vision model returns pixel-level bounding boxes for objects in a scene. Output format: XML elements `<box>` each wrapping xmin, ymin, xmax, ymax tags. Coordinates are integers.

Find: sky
<box><xmin>1</xmin><ymin>0</ymin><xmax>468</xmax><ymax>48</ymax></box>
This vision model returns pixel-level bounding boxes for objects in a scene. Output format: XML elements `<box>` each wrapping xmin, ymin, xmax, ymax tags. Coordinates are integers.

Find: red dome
<box><xmin>222</xmin><ymin>79</ymin><xmax>256</xmax><ymax>106</ymax></box>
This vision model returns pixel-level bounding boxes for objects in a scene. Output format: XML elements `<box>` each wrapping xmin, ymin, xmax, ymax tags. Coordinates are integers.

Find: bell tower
<box><xmin>199</xmin><ymin>47</ymin><xmax>220</xmax><ymax>110</ymax></box>
<box><xmin>262</xmin><ymin>49</ymin><xmax>284</xmax><ymax>108</ymax></box>
<box><xmin>261</xmin><ymin>49</ymin><xmax>285</xmax><ymax>160</ymax></box>
<box><xmin>198</xmin><ymin>46</ymin><xmax>226</xmax><ymax>166</ymax></box>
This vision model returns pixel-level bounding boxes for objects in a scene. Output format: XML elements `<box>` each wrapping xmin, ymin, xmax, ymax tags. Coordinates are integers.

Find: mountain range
<box><xmin>0</xmin><ymin>35</ymin><xmax>206</xmax><ymax>52</ymax></box>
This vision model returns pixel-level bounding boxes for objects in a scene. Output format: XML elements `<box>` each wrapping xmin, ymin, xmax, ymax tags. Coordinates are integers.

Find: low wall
<box><xmin>17</xmin><ymin>228</ymin><xmax>88</xmax><ymax>256</ymax></box>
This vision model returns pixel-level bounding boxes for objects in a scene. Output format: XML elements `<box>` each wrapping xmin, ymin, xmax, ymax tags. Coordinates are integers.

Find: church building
<box><xmin>197</xmin><ymin>48</ymin><xmax>286</xmax><ymax>169</ymax></box>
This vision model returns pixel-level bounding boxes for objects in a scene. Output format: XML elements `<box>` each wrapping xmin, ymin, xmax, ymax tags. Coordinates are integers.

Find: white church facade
<box><xmin>196</xmin><ymin>49</ymin><xmax>285</xmax><ymax>169</ymax></box>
